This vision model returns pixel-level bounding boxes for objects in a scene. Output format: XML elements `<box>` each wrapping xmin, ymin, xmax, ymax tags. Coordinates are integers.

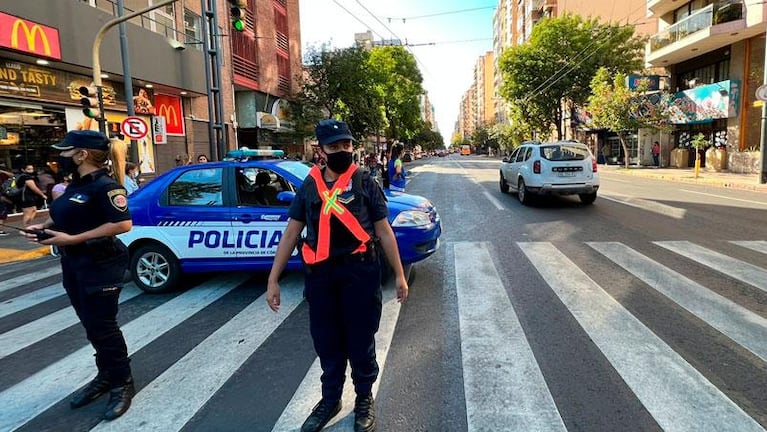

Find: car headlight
<box><xmin>392</xmin><ymin>210</ymin><xmax>432</xmax><ymax>227</ymax></box>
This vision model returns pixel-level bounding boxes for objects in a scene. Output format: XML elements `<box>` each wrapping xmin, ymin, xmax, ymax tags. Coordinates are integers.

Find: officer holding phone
<box><xmin>23</xmin><ymin>130</ymin><xmax>134</xmax><ymax>421</ymax></box>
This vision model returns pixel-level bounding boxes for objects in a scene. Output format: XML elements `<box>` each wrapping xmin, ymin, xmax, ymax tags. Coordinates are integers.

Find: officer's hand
<box><xmin>266</xmin><ymin>280</ymin><xmax>281</xmax><ymax>312</ymax></box>
<box><xmin>36</xmin><ymin>230</ymin><xmax>73</xmax><ymax>246</ymax></box>
<box><xmin>396</xmin><ymin>275</ymin><xmax>409</xmax><ymax>304</ymax></box>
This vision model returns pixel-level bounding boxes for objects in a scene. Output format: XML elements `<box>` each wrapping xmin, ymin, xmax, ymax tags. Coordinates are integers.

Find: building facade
<box><xmin>0</xmin><ymin>0</ymin><xmax>301</xmax><ymax>176</ymax></box>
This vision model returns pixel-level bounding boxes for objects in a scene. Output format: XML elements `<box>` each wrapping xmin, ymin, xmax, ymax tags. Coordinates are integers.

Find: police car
<box><xmin>119</xmin><ymin>149</ymin><xmax>442</xmax><ymax>293</ymax></box>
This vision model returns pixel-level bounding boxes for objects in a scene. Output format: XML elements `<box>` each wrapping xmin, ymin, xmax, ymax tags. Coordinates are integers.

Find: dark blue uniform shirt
<box><xmin>288</xmin><ymin>167</ymin><xmax>388</xmax><ymax>258</ymax></box>
<box><xmin>50</xmin><ymin>168</ymin><xmax>131</xmax><ymax>235</ymax></box>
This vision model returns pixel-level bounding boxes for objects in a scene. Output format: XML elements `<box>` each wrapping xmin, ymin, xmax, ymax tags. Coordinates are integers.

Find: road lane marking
<box><xmin>0</xmin><ymin>275</ymin><xmax>247</xmax><ymax>432</ymax></box>
<box><xmin>655</xmin><ymin>241</ymin><xmax>767</xmax><ymax>293</ymax></box>
<box><xmin>731</xmin><ymin>241</ymin><xmax>767</xmax><ymax>255</ymax></box>
<box><xmin>0</xmin><ymin>267</ymin><xmax>61</xmax><ymax>294</ymax></box>
<box><xmin>483</xmin><ymin>191</ymin><xmax>506</xmax><ymax>210</ymax></box>
<box><xmin>455</xmin><ymin>242</ymin><xmax>565</xmax><ymax>432</ymax></box>
<box><xmin>519</xmin><ymin>242</ymin><xmax>764</xmax><ymax>432</ymax></box>
<box><xmin>590</xmin><ymin>242</ymin><xmax>767</xmax><ymax>363</ymax></box>
<box><xmin>271</xmin><ymin>277</ymin><xmax>402</xmax><ymax>431</ymax></box>
<box><xmin>0</xmin><ymin>285</ymin><xmax>64</xmax><ymax>319</ymax></box>
<box><xmin>600</xmin><ymin>194</ymin><xmax>686</xmax><ymax>219</ymax></box>
<box><xmin>91</xmin><ymin>275</ymin><xmax>304</xmax><ymax>432</ymax></box>
<box><xmin>680</xmin><ymin>189</ymin><xmax>767</xmax><ymax>206</ymax></box>
<box><xmin>0</xmin><ymin>285</ymin><xmax>142</xmax><ymax>359</ymax></box>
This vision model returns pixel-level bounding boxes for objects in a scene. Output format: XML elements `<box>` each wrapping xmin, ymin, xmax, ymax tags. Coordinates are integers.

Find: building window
<box><xmin>184</xmin><ymin>9</ymin><xmax>203</xmax><ymax>50</ymax></box>
<box><xmin>149</xmin><ymin>0</ymin><xmax>176</xmax><ymax>38</ymax></box>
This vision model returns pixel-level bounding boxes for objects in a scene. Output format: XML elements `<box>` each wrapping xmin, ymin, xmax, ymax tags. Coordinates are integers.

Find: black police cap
<box><xmin>52</xmin><ymin>130</ymin><xmax>110</xmax><ymax>151</ymax></box>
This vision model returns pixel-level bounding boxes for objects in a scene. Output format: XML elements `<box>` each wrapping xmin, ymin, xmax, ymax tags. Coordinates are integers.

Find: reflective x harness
<box><xmin>301</xmin><ymin>164</ymin><xmax>371</xmax><ymax>264</ymax></box>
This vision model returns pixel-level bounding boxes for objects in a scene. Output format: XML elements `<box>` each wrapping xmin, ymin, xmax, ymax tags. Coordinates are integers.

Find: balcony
<box><xmin>543</xmin><ymin>0</ymin><xmax>556</xmax><ymax>11</ymax></box>
<box><xmin>647</xmin><ymin>2</ymin><xmax>745</xmax><ymax>65</ymax></box>
<box><xmin>647</xmin><ymin>0</ymin><xmax>680</xmax><ymax>18</ymax></box>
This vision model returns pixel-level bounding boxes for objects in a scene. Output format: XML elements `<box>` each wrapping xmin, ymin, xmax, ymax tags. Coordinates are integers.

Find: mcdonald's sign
<box><xmin>154</xmin><ymin>94</ymin><xmax>184</xmax><ymax>135</ymax></box>
<box><xmin>0</xmin><ymin>13</ymin><xmax>61</xmax><ymax>60</ymax></box>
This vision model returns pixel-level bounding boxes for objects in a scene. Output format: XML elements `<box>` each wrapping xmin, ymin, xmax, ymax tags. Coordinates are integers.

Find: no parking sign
<box><xmin>121</xmin><ymin>117</ymin><xmax>148</xmax><ymax>140</ymax></box>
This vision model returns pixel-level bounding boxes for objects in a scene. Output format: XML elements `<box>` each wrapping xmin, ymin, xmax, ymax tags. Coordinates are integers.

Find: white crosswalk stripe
<box><xmin>1</xmin><ymin>239</ymin><xmax>767</xmax><ymax>431</ymax></box>
<box><xmin>0</xmin><ymin>267</ymin><xmax>62</xmax><ymax>294</ymax></box>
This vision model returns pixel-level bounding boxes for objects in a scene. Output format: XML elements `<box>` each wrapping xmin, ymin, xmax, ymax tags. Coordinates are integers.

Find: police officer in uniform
<box><xmin>267</xmin><ymin>119</ymin><xmax>409</xmax><ymax>432</ymax></box>
<box><xmin>24</xmin><ymin>130</ymin><xmax>134</xmax><ymax>421</ymax></box>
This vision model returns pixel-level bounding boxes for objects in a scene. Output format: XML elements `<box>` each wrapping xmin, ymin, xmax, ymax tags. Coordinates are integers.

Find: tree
<box><xmin>499</xmin><ymin>14</ymin><xmax>646</xmax><ymax>139</ymax></box>
<box><xmin>587</xmin><ymin>67</ymin><xmax>672</xmax><ymax>169</ymax></box>
<box><xmin>368</xmin><ymin>46</ymin><xmax>425</xmax><ymax>141</ymax></box>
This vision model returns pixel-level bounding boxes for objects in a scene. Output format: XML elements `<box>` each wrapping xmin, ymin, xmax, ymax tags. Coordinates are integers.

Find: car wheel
<box><xmin>499</xmin><ymin>172</ymin><xmax>510</xmax><ymax>193</ymax></box>
<box><xmin>130</xmin><ymin>243</ymin><xmax>181</xmax><ymax>294</ymax></box>
<box><xmin>518</xmin><ymin>178</ymin><xmax>532</xmax><ymax>205</ymax></box>
<box><xmin>579</xmin><ymin>192</ymin><xmax>597</xmax><ymax>205</ymax></box>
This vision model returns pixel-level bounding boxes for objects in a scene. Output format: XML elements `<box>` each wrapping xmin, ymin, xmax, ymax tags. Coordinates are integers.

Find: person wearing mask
<box><xmin>387</xmin><ymin>144</ymin><xmax>406</xmax><ymax>192</ymax></box>
<box><xmin>267</xmin><ymin>119</ymin><xmax>409</xmax><ymax>432</ymax></box>
<box><xmin>124</xmin><ymin>162</ymin><xmax>140</xmax><ymax>195</ymax></box>
<box><xmin>18</xmin><ymin>164</ymin><xmax>47</xmax><ymax>226</ymax></box>
<box><xmin>23</xmin><ymin>130</ymin><xmax>134</xmax><ymax>421</ymax></box>
<box><xmin>197</xmin><ymin>154</ymin><xmax>209</xmax><ymax>163</ymax></box>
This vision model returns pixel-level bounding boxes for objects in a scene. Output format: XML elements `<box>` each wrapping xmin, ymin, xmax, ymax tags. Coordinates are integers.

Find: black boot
<box><xmin>354</xmin><ymin>394</ymin><xmax>376</xmax><ymax>432</ymax></box>
<box><xmin>70</xmin><ymin>373</ymin><xmax>111</xmax><ymax>409</ymax></box>
<box><xmin>301</xmin><ymin>399</ymin><xmax>341</xmax><ymax>432</ymax></box>
<box><xmin>102</xmin><ymin>378</ymin><xmax>135</xmax><ymax>421</ymax></box>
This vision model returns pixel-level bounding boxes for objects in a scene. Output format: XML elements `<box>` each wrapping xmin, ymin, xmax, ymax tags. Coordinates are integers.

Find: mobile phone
<box><xmin>0</xmin><ymin>224</ymin><xmax>53</xmax><ymax>241</ymax></box>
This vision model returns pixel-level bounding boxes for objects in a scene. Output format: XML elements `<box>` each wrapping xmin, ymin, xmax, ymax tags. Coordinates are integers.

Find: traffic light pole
<box><xmin>91</xmin><ymin>0</ymin><xmax>178</xmax><ymax>134</ymax></box>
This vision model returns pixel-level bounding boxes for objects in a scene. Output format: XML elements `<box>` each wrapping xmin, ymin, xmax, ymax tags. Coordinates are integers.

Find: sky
<box><xmin>298</xmin><ymin>0</ymin><xmax>497</xmax><ymax>146</ymax></box>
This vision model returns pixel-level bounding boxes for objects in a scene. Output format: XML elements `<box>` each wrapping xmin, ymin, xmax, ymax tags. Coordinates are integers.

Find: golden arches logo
<box><xmin>158</xmin><ymin>104</ymin><xmax>178</xmax><ymax>127</ymax></box>
<box><xmin>11</xmin><ymin>20</ymin><xmax>51</xmax><ymax>56</ymax></box>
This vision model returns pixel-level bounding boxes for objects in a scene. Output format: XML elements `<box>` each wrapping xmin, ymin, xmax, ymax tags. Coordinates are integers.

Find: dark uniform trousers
<box><xmin>305</xmin><ymin>254</ymin><xmax>382</xmax><ymax>401</ymax></box>
<box><xmin>61</xmin><ymin>252</ymin><xmax>131</xmax><ymax>385</ymax></box>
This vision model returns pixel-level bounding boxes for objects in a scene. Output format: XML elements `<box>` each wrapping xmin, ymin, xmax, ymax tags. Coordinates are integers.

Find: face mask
<box><xmin>57</xmin><ymin>155</ymin><xmax>78</xmax><ymax>176</ymax></box>
<box><xmin>325</xmin><ymin>150</ymin><xmax>353</xmax><ymax>173</ymax></box>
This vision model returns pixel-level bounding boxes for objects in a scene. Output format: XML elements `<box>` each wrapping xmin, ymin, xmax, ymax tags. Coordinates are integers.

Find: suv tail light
<box><xmin>533</xmin><ymin>160</ymin><xmax>541</xmax><ymax>174</ymax></box>
<box><xmin>592</xmin><ymin>158</ymin><xmax>598</xmax><ymax>173</ymax></box>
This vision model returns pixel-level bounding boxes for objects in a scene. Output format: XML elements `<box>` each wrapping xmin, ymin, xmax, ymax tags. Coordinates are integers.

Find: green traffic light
<box><xmin>232</xmin><ymin>19</ymin><xmax>245</xmax><ymax>31</ymax></box>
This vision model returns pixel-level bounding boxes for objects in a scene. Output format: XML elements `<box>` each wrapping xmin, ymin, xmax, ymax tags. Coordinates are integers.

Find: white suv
<box><xmin>499</xmin><ymin>140</ymin><xmax>599</xmax><ymax>205</ymax></box>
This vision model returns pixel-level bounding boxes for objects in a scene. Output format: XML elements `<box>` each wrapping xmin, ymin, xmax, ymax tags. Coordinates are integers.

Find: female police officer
<box><xmin>267</xmin><ymin>119</ymin><xmax>409</xmax><ymax>432</ymax></box>
<box><xmin>24</xmin><ymin>130</ymin><xmax>134</xmax><ymax>421</ymax></box>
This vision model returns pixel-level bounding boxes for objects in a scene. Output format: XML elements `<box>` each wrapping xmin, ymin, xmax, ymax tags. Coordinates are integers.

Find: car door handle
<box><xmin>234</xmin><ymin>214</ymin><xmax>253</xmax><ymax>223</ymax></box>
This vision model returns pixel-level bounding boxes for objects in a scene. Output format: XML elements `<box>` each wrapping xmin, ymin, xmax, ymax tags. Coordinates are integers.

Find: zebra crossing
<box><xmin>0</xmin><ymin>239</ymin><xmax>766</xmax><ymax>431</ymax></box>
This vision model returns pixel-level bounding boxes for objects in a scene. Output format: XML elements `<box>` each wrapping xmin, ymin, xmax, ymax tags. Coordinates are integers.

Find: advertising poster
<box><xmin>154</xmin><ymin>94</ymin><xmax>184</xmax><ymax>135</ymax></box>
<box><xmin>64</xmin><ymin>108</ymin><xmax>156</xmax><ymax>173</ymax></box>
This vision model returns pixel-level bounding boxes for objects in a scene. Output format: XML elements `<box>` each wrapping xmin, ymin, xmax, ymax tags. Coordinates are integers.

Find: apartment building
<box><xmin>646</xmin><ymin>0</ymin><xmax>762</xmax><ymax>172</ymax></box>
<box><xmin>0</xmin><ymin>0</ymin><xmax>301</xmax><ymax>175</ymax></box>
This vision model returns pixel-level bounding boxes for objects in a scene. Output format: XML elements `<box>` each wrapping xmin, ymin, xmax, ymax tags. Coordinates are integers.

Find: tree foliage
<box><xmin>411</xmin><ymin>123</ymin><xmax>444</xmax><ymax>151</ymax></box>
<box><xmin>498</xmin><ymin>14</ymin><xmax>646</xmax><ymax>139</ymax></box>
<box><xmin>368</xmin><ymin>46</ymin><xmax>425</xmax><ymax>141</ymax></box>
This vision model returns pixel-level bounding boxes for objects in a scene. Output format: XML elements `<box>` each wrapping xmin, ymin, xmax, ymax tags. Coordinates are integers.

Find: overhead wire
<box><xmin>386</xmin><ymin>5</ymin><xmax>497</xmax><ymax>22</ymax></box>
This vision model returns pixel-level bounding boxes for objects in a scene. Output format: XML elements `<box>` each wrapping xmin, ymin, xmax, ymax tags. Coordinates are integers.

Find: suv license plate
<box><xmin>557</xmin><ymin>172</ymin><xmax>576</xmax><ymax>177</ymax></box>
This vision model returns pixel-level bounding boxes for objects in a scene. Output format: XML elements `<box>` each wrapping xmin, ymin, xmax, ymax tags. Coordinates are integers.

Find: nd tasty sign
<box><xmin>0</xmin><ymin>12</ymin><xmax>61</xmax><ymax>60</ymax></box>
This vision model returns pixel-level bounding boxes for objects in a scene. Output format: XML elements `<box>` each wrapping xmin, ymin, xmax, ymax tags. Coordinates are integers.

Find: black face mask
<box><xmin>57</xmin><ymin>156</ymin><xmax>78</xmax><ymax>177</ymax></box>
<box><xmin>325</xmin><ymin>151</ymin><xmax>353</xmax><ymax>173</ymax></box>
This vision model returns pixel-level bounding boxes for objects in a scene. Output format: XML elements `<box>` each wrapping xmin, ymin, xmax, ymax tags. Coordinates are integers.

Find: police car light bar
<box><xmin>225</xmin><ymin>148</ymin><xmax>285</xmax><ymax>161</ymax></box>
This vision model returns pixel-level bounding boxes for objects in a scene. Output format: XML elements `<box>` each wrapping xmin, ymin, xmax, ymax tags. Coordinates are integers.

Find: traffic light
<box><xmin>229</xmin><ymin>0</ymin><xmax>247</xmax><ymax>32</ymax></box>
<box><xmin>79</xmin><ymin>85</ymin><xmax>101</xmax><ymax>119</ymax></box>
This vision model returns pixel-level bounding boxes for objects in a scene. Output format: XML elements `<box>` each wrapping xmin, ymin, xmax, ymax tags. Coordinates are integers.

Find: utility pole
<box><xmin>116</xmin><ymin>0</ymin><xmax>139</xmax><ymax>164</ymax></box>
<box><xmin>90</xmin><ymin>0</ymin><xmax>178</xmax><ymax>134</ymax></box>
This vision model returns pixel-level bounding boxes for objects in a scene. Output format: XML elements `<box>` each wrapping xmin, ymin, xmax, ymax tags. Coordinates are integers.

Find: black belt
<box><xmin>58</xmin><ymin>244</ymin><xmax>88</xmax><ymax>257</ymax></box>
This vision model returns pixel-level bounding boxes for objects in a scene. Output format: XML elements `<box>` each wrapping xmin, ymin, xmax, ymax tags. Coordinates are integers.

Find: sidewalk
<box><xmin>600</xmin><ymin>164</ymin><xmax>767</xmax><ymax>193</ymax></box>
<box><xmin>0</xmin><ymin>210</ymin><xmax>52</xmax><ymax>265</ymax></box>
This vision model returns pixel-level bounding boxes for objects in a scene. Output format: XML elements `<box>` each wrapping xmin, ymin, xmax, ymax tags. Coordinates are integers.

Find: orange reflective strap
<box><xmin>301</xmin><ymin>164</ymin><xmax>371</xmax><ymax>265</ymax></box>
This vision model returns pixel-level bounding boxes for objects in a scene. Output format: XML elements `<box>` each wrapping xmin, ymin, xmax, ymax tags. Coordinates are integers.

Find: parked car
<box><xmin>499</xmin><ymin>140</ymin><xmax>599</xmax><ymax>205</ymax></box>
<box><xmin>119</xmin><ymin>151</ymin><xmax>442</xmax><ymax>293</ymax></box>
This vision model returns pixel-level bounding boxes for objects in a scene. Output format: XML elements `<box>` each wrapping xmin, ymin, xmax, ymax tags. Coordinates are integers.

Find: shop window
<box><xmin>0</xmin><ymin>104</ymin><xmax>66</xmax><ymax>172</ymax></box>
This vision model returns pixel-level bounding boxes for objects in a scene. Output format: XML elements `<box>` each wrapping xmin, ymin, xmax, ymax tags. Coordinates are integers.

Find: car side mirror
<box><xmin>276</xmin><ymin>191</ymin><xmax>296</xmax><ymax>203</ymax></box>
<box><xmin>502</xmin><ymin>157</ymin><xmax>509</xmax><ymax>163</ymax></box>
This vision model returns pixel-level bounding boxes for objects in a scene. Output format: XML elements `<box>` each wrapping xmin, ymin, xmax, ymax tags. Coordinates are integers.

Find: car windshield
<box><xmin>276</xmin><ymin>160</ymin><xmax>313</xmax><ymax>180</ymax></box>
<box><xmin>540</xmin><ymin>144</ymin><xmax>589</xmax><ymax>161</ymax></box>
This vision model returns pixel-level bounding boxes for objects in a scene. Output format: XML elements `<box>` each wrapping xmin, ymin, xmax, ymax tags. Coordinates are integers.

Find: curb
<box><xmin>0</xmin><ymin>247</ymin><xmax>51</xmax><ymax>265</ymax></box>
<box><xmin>606</xmin><ymin>169</ymin><xmax>767</xmax><ymax>193</ymax></box>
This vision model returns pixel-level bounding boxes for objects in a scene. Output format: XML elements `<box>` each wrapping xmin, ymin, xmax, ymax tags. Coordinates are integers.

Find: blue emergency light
<box><xmin>225</xmin><ymin>147</ymin><xmax>285</xmax><ymax>161</ymax></box>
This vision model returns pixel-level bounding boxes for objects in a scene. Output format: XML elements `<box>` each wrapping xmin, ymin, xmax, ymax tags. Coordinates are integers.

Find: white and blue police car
<box><xmin>119</xmin><ymin>149</ymin><xmax>441</xmax><ymax>293</ymax></box>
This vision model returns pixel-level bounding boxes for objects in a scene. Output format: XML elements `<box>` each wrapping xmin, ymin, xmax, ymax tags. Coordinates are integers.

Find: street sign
<box><xmin>121</xmin><ymin>116</ymin><xmax>148</xmax><ymax>140</ymax></box>
<box><xmin>756</xmin><ymin>85</ymin><xmax>767</xmax><ymax>102</ymax></box>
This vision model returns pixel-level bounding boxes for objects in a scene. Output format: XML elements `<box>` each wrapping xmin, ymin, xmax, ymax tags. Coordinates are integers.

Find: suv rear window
<box><xmin>540</xmin><ymin>144</ymin><xmax>589</xmax><ymax>161</ymax></box>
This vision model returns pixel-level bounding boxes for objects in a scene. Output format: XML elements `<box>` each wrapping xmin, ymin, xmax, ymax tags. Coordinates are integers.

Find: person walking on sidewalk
<box><xmin>19</xmin><ymin>164</ymin><xmax>47</xmax><ymax>226</ymax></box>
<box><xmin>652</xmin><ymin>141</ymin><xmax>661</xmax><ymax>167</ymax></box>
<box><xmin>266</xmin><ymin>119</ymin><xmax>409</xmax><ymax>432</ymax></box>
<box><xmin>23</xmin><ymin>130</ymin><xmax>134</xmax><ymax>421</ymax></box>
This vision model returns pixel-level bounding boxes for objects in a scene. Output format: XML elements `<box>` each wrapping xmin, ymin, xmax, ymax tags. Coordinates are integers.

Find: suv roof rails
<box><xmin>225</xmin><ymin>147</ymin><xmax>285</xmax><ymax>161</ymax></box>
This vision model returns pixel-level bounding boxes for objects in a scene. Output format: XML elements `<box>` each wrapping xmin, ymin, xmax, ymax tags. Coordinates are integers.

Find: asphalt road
<box><xmin>1</xmin><ymin>153</ymin><xmax>767</xmax><ymax>431</ymax></box>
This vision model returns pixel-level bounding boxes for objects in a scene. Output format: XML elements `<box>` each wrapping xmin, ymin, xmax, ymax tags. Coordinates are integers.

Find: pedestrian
<box><xmin>652</xmin><ymin>141</ymin><xmax>661</xmax><ymax>167</ymax></box>
<box><xmin>51</xmin><ymin>172</ymin><xmax>72</xmax><ymax>200</ymax></box>
<box><xmin>267</xmin><ymin>119</ymin><xmax>409</xmax><ymax>432</ymax></box>
<box><xmin>387</xmin><ymin>144</ymin><xmax>406</xmax><ymax>192</ymax></box>
<box><xmin>124</xmin><ymin>162</ymin><xmax>140</xmax><ymax>195</ymax></box>
<box><xmin>0</xmin><ymin>165</ymin><xmax>13</xmax><ymax>235</ymax></box>
<box><xmin>18</xmin><ymin>164</ymin><xmax>48</xmax><ymax>226</ymax></box>
<box><xmin>22</xmin><ymin>130</ymin><xmax>134</xmax><ymax>421</ymax></box>
<box><xmin>197</xmin><ymin>154</ymin><xmax>209</xmax><ymax>163</ymax></box>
